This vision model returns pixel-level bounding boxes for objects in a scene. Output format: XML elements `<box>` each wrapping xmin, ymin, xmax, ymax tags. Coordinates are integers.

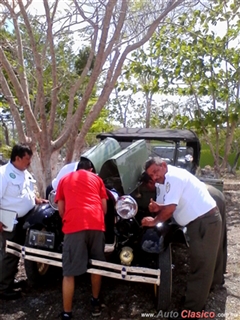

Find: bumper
<box><xmin>6</xmin><ymin>240</ymin><xmax>160</xmax><ymax>285</ymax></box>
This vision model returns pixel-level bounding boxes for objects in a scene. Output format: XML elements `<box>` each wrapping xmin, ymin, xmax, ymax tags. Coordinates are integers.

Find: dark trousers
<box><xmin>183</xmin><ymin>211</ymin><xmax>222</xmax><ymax>311</ymax></box>
<box><xmin>0</xmin><ymin>217</ymin><xmax>26</xmax><ymax>293</ymax></box>
<box><xmin>207</xmin><ymin>185</ymin><xmax>227</xmax><ymax>284</ymax></box>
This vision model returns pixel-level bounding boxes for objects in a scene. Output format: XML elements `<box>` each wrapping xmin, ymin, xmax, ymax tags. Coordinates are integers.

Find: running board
<box><xmin>6</xmin><ymin>240</ymin><xmax>160</xmax><ymax>285</ymax></box>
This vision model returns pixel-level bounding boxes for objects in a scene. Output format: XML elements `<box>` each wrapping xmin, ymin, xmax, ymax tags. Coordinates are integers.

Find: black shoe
<box><xmin>210</xmin><ymin>283</ymin><xmax>224</xmax><ymax>292</ymax></box>
<box><xmin>91</xmin><ymin>297</ymin><xmax>101</xmax><ymax>317</ymax></box>
<box><xmin>0</xmin><ymin>289</ymin><xmax>22</xmax><ymax>300</ymax></box>
<box><xmin>12</xmin><ymin>279</ymin><xmax>27</xmax><ymax>289</ymax></box>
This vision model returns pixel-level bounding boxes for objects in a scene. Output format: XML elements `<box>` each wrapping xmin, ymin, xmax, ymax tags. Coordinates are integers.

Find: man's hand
<box><xmin>35</xmin><ymin>198</ymin><xmax>49</xmax><ymax>204</ymax></box>
<box><xmin>141</xmin><ymin>216</ymin><xmax>156</xmax><ymax>227</ymax></box>
<box><xmin>0</xmin><ymin>222</ymin><xmax>7</xmax><ymax>232</ymax></box>
<box><xmin>148</xmin><ymin>198</ymin><xmax>160</xmax><ymax>213</ymax></box>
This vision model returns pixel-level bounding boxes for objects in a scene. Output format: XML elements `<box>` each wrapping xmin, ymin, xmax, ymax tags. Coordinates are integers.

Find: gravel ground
<box><xmin>0</xmin><ymin>179</ymin><xmax>239</xmax><ymax>320</ymax></box>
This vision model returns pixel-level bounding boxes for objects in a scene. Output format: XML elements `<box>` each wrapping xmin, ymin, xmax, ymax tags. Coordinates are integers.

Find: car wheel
<box><xmin>154</xmin><ymin>244</ymin><xmax>172</xmax><ymax>311</ymax></box>
<box><xmin>24</xmin><ymin>257</ymin><xmax>51</xmax><ymax>286</ymax></box>
<box><xmin>24</xmin><ymin>230</ymin><xmax>60</xmax><ymax>287</ymax></box>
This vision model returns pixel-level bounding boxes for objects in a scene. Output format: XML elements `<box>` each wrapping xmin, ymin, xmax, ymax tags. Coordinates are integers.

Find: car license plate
<box><xmin>28</xmin><ymin>229</ymin><xmax>55</xmax><ymax>249</ymax></box>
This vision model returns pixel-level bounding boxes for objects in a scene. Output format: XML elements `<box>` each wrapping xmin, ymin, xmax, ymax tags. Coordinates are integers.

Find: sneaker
<box><xmin>91</xmin><ymin>297</ymin><xmax>101</xmax><ymax>317</ymax></box>
<box><xmin>12</xmin><ymin>279</ymin><xmax>27</xmax><ymax>289</ymax></box>
<box><xmin>0</xmin><ymin>289</ymin><xmax>22</xmax><ymax>300</ymax></box>
<box><xmin>60</xmin><ymin>312</ymin><xmax>72</xmax><ymax>319</ymax></box>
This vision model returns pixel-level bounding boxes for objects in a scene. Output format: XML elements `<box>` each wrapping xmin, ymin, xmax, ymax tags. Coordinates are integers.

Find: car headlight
<box><xmin>48</xmin><ymin>190</ymin><xmax>58</xmax><ymax>211</ymax></box>
<box><xmin>115</xmin><ymin>195</ymin><xmax>138</xmax><ymax>219</ymax></box>
<box><xmin>120</xmin><ymin>246</ymin><xmax>134</xmax><ymax>265</ymax></box>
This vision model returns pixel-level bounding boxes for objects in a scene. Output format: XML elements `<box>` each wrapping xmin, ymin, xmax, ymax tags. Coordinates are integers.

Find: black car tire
<box><xmin>24</xmin><ymin>232</ymin><xmax>61</xmax><ymax>287</ymax></box>
<box><xmin>24</xmin><ymin>255</ymin><xmax>50</xmax><ymax>287</ymax></box>
<box><xmin>155</xmin><ymin>244</ymin><xmax>172</xmax><ymax>311</ymax></box>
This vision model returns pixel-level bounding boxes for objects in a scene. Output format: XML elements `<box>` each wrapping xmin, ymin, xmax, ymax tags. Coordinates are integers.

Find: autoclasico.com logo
<box><xmin>141</xmin><ymin>310</ymin><xmax>239</xmax><ymax>318</ymax></box>
<box><xmin>180</xmin><ymin>310</ymin><xmax>215</xmax><ymax>318</ymax></box>
<box><xmin>157</xmin><ymin>310</ymin><xmax>216</xmax><ymax>318</ymax></box>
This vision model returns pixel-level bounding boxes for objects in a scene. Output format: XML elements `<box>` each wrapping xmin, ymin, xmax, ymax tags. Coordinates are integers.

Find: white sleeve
<box><xmin>52</xmin><ymin>162</ymin><xmax>78</xmax><ymax>190</ymax></box>
<box><xmin>0</xmin><ymin>167</ymin><xmax>8</xmax><ymax>204</ymax></box>
<box><xmin>52</xmin><ymin>167</ymin><xmax>67</xmax><ymax>190</ymax></box>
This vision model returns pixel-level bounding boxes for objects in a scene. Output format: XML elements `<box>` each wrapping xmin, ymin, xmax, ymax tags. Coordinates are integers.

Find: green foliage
<box><xmin>200</xmin><ymin>147</ymin><xmax>215</xmax><ymax>167</ymax></box>
<box><xmin>151</xmin><ymin>1</ymin><xmax>240</xmax><ymax>111</ymax></box>
<box><xmin>119</xmin><ymin>0</ymin><xmax>240</xmax><ymax>171</ymax></box>
<box><xmin>111</xmin><ymin>0</ymin><xmax>240</xmax><ymax>154</ymax></box>
<box><xmin>75</xmin><ymin>47</ymin><xmax>95</xmax><ymax>76</ymax></box>
<box><xmin>89</xmin><ymin>107</ymin><xmax>114</xmax><ymax>134</ymax></box>
<box><xmin>112</xmin><ymin>1</ymin><xmax>238</xmax><ymax>129</ymax></box>
<box><xmin>200</xmin><ymin>141</ymin><xmax>240</xmax><ymax>169</ymax></box>
<box><xmin>0</xmin><ymin>144</ymin><xmax>12</xmax><ymax>160</ymax></box>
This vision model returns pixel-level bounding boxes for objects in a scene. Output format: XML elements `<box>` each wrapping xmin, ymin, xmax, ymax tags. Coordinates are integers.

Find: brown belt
<box><xmin>195</xmin><ymin>206</ymin><xmax>218</xmax><ymax>220</ymax></box>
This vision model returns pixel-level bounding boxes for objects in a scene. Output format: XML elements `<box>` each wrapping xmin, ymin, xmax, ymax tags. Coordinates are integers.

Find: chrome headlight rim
<box><xmin>48</xmin><ymin>190</ymin><xmax>58</xmax><ymax>211</ymax></box>
<box><xmin>115</xmin><ymin>195</ymin><xmax>138</xmax><ymax>219</ymax></box>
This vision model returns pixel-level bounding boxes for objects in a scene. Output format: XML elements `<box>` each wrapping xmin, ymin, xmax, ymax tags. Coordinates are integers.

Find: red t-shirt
<box><xmin>55</xmin><ymin>170</ymin><xmax>108</xmax><ymax>234</ymax></box>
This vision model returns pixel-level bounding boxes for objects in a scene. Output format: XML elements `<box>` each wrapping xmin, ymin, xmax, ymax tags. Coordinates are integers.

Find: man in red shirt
<box><xmin>55</xmin><ymin>159</ymin><xmax>108</xmax><ymax>319</ymax></box>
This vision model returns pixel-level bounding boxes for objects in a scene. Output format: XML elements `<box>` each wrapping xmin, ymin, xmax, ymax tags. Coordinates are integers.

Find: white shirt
<box><xmin>52</xmin><ymin>162</ymin><xmax>78</xmax><ymax>191</ymax></box>
<box><xmin>155</xmin><ymin>183</ymin><xmax>165</xmax><ymax>204</ymax></box>
<box><xmin>159</xmin><ymin>165</ymin><xmax>216</xmax><ymax>226</ymax></box>
<box><xmin>0</xmin><ymin>161</ymin><xmax>36</xmax><ymax>218</ymax></box>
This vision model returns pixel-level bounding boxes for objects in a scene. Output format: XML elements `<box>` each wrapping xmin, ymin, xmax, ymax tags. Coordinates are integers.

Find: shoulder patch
<box><xmin>9</xmin><ymin>172</ymin><xmax>16</xmax><ymax>179</ymax></box>
<box><xmin>166</xmin><ymin>182</ymin><xmax>170</xmax><ymax>193</ymax></box>
<box><xmin>156</xmin><ymin>185</ymin><xmax>161</xmax><ymax>197</ymax></box>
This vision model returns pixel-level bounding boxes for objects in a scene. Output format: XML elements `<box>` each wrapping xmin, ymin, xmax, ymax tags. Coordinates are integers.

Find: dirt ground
<box><xmin>0</xmin><ymin>178</ymin><xmax>239</xmax><ymax>320</ymax></box>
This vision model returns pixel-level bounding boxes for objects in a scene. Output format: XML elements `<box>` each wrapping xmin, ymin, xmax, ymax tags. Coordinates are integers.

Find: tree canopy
<box><xmin>0</xmin><ymin>0</ymin><xmax>196</xmax><ymax>195</ymax></box>
<box><xmin>118</xmin><ymin>0</ymin><xmax>240</xmax><ymax>173</ymax></box>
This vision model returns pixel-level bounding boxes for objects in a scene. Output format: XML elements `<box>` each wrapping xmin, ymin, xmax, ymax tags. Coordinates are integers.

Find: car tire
<box><xmin>24</xmin><ymin>256</ymin><xmax>50</xmax><ymax>287</ymax></box>
<box><xmin>154</xmin><ymin>244</ymin><xmax>172</xmax><ymax>311</ymax></box>
<box><xmin>24</xmin><ymin>232</ymin><xmax>61</xmax><ymax>287</ymax></box>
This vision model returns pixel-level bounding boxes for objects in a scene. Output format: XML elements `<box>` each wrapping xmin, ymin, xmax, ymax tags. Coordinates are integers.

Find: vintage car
<box><xmin>6</xmin><ymin>128</ymin><xmax>224</xmax><ymax>311</ymax></box>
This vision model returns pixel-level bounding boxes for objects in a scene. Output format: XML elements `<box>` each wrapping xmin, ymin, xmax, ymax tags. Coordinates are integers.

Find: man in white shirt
<box><xmin>0</xmin><ymin>144</ymin><xmax>47</xmax><ymax>300</ymax></box>
<box><xmin>141</xmin><ymin>157</ymin><xmax>222</xmax><ymax>317</ymax></box>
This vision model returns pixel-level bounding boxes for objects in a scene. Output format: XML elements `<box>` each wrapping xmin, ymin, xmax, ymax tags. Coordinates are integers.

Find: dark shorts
<box><xmin>62</xmin><ymin>230</ymin><xmax>105</xmax><ymax>277</ymax></box>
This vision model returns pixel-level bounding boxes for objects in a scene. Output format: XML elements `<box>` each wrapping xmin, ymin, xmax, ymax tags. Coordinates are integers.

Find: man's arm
<box><xmin>57</xmin><ymin>199</ymin><xmax>65</xmax><ymax>218</ymax></box>
<box><xmin>148</xmin><ymin>198</ymin><xmax>166</xmax><ymax>212</ymax></box>
<box><xmin>101</xmin><ymin>198</ymin><xmax>107</xmax><ymax>215</ymax></box>
<box><xmin>0</xmin><ymin>222</ymin><xmax>6</xmax><ymax>233</ymax></box>
<box><xmin>141</xmin><ymin>204</ymin><xmax>176</xmax><ymax>227</ymax></box>
<box><xmin>0</xmin><ymin>171</ymin><xmax>8</xmax><ymax>232</ymax></box>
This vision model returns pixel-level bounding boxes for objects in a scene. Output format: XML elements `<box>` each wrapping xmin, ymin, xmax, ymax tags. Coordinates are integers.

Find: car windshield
<box><xmin>114</xmin><ymin>139</ymin><xmax>193</xmax><ymax>168</ymax></box>
<box><xmin>151</xmin><ymin>142</ymin><xmax>176</xmax><ymax>162</ymax></box>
